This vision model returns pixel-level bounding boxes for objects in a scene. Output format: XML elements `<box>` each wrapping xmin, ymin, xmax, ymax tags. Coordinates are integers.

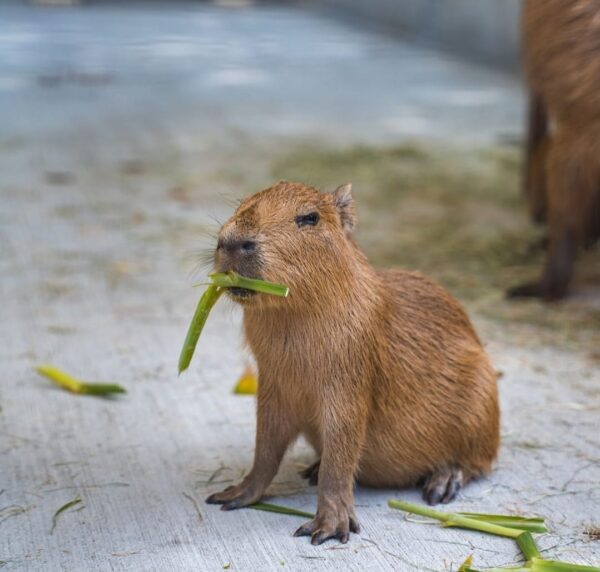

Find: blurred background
<box><xmin>1</xmin><ymin>1</ymin><xmax>599</xmax><ymax>570</ymax></box>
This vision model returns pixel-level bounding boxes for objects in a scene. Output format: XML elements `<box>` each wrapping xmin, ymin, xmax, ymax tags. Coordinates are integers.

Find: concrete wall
<box><xmin>321</xmin><ymin>0</ymin><xmax>522</xmax><ymax>72</ymax></box>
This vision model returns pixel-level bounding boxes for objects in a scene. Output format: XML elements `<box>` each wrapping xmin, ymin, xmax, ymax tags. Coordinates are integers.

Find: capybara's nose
<box><xmin>217</xmin><ymin>237</ymin><xmax>257</xmax><ymax>255</ymax></box>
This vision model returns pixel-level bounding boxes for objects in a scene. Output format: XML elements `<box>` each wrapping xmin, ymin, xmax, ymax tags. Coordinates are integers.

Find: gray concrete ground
<box><xmin>0</xmin><ymin>2</ymin><xmax>599</xmax><ymax>571</ymax></box>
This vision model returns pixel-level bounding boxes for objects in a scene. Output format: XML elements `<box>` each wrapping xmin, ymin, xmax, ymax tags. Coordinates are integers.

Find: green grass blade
<box><xmin>178</xmin><ymin>273</ymin><xmax>289</xmax><ymax>374</ymax></box>
<box><xmin>530</xmin><ymin>559</ymin><xmax>600</xmax><ymax>572</ymax></box>
<box><xmin>458</xmin><ymin>566</ymin><xmax>531</xmax><ymax>572</ymax></box>
<box><xmin>51</xmin><ymin>495</ymin><xmax>83</xmax><ymax>534</ymax></box>
<box><xmin>79</xmin><ymin>383</ymin><xmax>126</xmax><ymax>395</ymax></box>
<box><xmin>248</xmin><ymin>502</ymin><xmax>314</xmax><ymax>519</ymax></box>
<box><xmin>457</xmin><ymin>555</ymin><xmax>529</xmax><ymax>572</ymax></box>
<box><xmin>517</xmin><ymin>531</ymin><xmax>541</xmax><ymax>560</ymax></box>
<box><xmin>388</xmin><ymin>499</ymin><xmax>522</xmax><ymax>539</ymax></box>
<box><xmin>453</xmin><ymin>513</ymin><xmax>548</xmax><ymax>533</ymax></box>
<box><xmin>35</xmin><ymin>365</ymin><xmax>126</xmax><ymax>395</ymax></box>
<box><xmin>178</xmin><ymin>285</ymin><xmax>223</xmax><ymax>375</ymax></box>
<box><xmin>209</xmin><ymin>272</ymin><xmax>289</xmax><ymax>297</ymax></box>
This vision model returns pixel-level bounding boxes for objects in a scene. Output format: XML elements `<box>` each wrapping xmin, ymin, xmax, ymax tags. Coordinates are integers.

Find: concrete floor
<box><xmin>1</xmin><ymin>2</ymin><xmax>599</xmax><ymax>571</ymax></box>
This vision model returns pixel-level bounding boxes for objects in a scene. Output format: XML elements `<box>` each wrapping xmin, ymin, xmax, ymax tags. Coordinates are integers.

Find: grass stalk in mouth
<box><xmin>178</xmin><ymin>272</ymin><xmax>289</xmax><ymax>374</ymax></box>
<box><xmin>178</xmin><ymin>284</ymin><xmax>224</xmax><ymax>375</ymax></box>
<box><xmin>209</xmin><ymin>272</ymin><xmax>289</xmax><ymax>297</ymax></box>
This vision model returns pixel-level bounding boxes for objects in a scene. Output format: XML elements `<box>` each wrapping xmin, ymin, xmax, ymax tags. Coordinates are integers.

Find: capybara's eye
<box><xmin>295</xmin><ymin>212</ymin><xmax>320</xmax><ymax>228</ymax></box>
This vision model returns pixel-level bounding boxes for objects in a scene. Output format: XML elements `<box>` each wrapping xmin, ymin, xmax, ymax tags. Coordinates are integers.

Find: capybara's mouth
<box><xmin>227</xmin><ymin>287</ymin><xmax>256</xmax><ymax>299</ymax></box>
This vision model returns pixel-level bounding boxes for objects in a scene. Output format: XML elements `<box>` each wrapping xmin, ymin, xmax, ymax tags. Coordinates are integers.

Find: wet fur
<box><xmin>513</xmin><ymin>0</ymin><xmax>600</xmax><ymax>300</ymax></box>
<box><xmin>206</xmin><ymin>181</ymin><xmax>500</xmax><ymax>544</ymax></box>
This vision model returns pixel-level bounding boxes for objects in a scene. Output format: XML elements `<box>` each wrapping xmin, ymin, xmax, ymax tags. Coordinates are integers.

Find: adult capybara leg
<box><xmin>509</xmin><ymin>129</ymin><xmax>600</xmax><ymax>300</ymax></box>
<box><xmin>524</xmin><ymin>92</ymin><xmax>549</xmax><ymax>223</ymax></box>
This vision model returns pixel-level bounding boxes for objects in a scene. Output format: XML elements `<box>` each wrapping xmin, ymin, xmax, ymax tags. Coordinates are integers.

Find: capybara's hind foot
<box><xmin>506</xmin><ymin>281</ymin><xmax>543</xmax><ymax>299</ymax></box>
<box><xmin>299</xmin><ymin>460</ymin><xmax>320</xmax><ymax>486</ymax></box>
<box><xmin>506</xmin><ymin>280</ymin><xmax>567</xmax><ymax>301</ymax></box>
<box><xmin>422</xmin><ymin>467</ymin><xmax>464</xmax><ymax>505</ymax></box>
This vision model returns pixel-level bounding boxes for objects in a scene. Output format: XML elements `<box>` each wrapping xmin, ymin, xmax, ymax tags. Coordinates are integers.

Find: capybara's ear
<box><xmin>332</xmin><ymin>183</ymin><xmax>356</xmax><ymax>237</ymax></box>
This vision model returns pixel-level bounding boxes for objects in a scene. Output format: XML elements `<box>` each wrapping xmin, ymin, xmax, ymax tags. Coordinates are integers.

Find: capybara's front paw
<box><xmin>294</xmin><ymin>505</ymin><xmax>360</xmax><ymax>545</ymax></box>
<box><xmin>205</xmin><ymin>482</ymin><xmax>261</xmax><ymax>511</ymax></box>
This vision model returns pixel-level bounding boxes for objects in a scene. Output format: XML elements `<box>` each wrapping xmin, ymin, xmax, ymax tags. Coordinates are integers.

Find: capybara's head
<box><xmin>215</xmin><ymin>180</ymin><xmax>356</xmax><ymax>307</ymax></box>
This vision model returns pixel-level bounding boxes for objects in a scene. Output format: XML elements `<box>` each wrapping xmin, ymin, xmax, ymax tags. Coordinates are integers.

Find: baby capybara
<box><xmin>509</xmin><ymin>0</ymin><xmax>600</xmax><ymax>300</ymax></box>
<box><xmin>205</xmin><ymin>181</ymin><xmax>499</xmax><ymax>545</ymax></box>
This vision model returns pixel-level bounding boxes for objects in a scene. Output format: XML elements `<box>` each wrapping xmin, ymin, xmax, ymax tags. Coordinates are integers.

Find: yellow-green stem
<box><xmin>388</xmin><ymin>500</ymin><xmax>522</xmax><ymax>539</ymax></box>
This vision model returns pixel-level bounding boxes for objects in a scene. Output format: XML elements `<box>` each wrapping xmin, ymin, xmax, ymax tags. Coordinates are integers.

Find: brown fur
<box><xmin>206</xmin><ymin>181</ymin><xmax>500</xmax><ymax>545</ymax></box>
<box><xmin>511</xmin><ymin>0</ymin><xmax>600</xmax><ymax>300</ymax></box>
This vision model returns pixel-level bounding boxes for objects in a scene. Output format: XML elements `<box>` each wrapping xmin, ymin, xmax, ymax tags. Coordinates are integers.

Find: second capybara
<box><xmin>205</xmin><ymin>181</ymin><xmax>500</xmax><ymax>545</ymax></box>
<box><xmin>510</xmin><ymin>0</ymin><xmax>600</xmax><ymax>300</ymax></box>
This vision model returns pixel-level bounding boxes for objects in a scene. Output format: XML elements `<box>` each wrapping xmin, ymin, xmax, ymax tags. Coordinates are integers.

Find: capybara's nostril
<box><xmin>218</xmin><ymin>237</ymin><xmax>256</xmax><ymax>254</ymax></box>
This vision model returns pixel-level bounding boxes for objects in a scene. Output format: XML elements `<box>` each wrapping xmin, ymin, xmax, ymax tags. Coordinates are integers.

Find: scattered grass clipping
<box><xmin>233</xmin><ymin>366</ymin><xmax>258</xmax><ymax>395</ymax></box>
<box><xmin>248</xmin><ymin>502</ymin><xmax>314</xmax><ymax>519</ymax></box>
<box><xmin>36</xmin><ymin>364</ymin><xmax>126</xmax><ymax>396</ymax></box>
<box><xmin>178</xmin><ymin>272</ymin><xmax>289</xmax><ymax>374</ymax></box>
<box><xmin>462</xmin><ymin>559</ymin><xmax>600</xmax><ymax>572</ymax></box>
<box><xmin>388</xmin><ymin>499</ymin><xmax>526</xmax><ymax>540</ymax></box>
<box><xmin>451</xmin><ymin>513</ymin><xmax>548</xmax><ymax>534</ymax></box>
<box><xmin>51</xmin><ymin>495</ymin><xmax>83</xmax><ymax>534</ymax></box>
<box><xmin>389</xmin><ymin>499</ymin><xmax>600</xmax><ymax>571</ymax></box>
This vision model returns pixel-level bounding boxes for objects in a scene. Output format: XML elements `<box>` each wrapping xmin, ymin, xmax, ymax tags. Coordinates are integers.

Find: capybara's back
<box><xmin>510</xmin><ymin>0</ymin><xmax>600</xmax><ymax>300</ymax></box>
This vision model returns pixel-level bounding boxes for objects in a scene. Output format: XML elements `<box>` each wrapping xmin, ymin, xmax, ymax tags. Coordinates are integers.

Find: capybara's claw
<box><xmin>293</xmin><ymin>522</ymin><xmax>316</xmax><ymax>537</ymax></box>
<box><xmin>205</xmin><ymin>482</ymin><xmax>260</xmax><ymax>509</ymax></box>
<box><xmin>294</xmin><ymin>508</ymin><xmax>359</xmax><ymax>545</ymax></box>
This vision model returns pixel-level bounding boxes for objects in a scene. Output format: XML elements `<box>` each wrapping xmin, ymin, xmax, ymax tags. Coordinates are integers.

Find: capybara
<box><xmin>510</xmin><ymin>0</ymin><xmax>600</xmax><ymax>300</ymax></box>
<box><xmin>206</xmin><ymin>181</ymin><xmax>500</xmax><ymax>545</ymax></box>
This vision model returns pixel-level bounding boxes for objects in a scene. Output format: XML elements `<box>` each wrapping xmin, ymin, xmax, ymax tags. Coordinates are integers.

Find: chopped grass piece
<box><xmin>36</xmin><ymin>365</ymin><xmax>126</xmax><ymax>395</ymax></box>
<box><xmin>233</xmin><ymin>367</ymin><xmax>258</xmax><ymax>395</ymax></box>
<box><xmin>178</xmin><ymin>284</ymin><xmax>223</xmax><ymax>374</ymax></box>
<box><xmin>463</xmin><ymin>560</ymin><xmax>600</xmax><ymax>572</ymax></box>
<box><xmin>209</xmin><ymin>272</ymin><xmax>289</xmax><ymax>298</ymax></box>
<box><xmin>182</xmin><ymin>492</ymin><xmax>203</xmax><ymax>523</ymax></box>
<box><xmin>461</xmin><ymin>566</ymin><xmax>529</xmax><ymax>571</ymax></box>
<box><xmin>389</xmin><ymin>500</ymin><xmax>600</xmax><ymax>572</ymax></box>
<box><xmin>452</xmin><ymin>513</ymin><xmax>547</xmax><ymax>534</ymax></box>
<box><xmin>388</xmin><ymin>499</ymin><xmax>523</xmax><ymax>539</ymax></box>
<box><xmin>517</xmin><ymin>531</ymin><xmax>541</xmax><ymax>560</ymax></box>
<box><xmin>528</xmin><ymin>559</ymin><xmax>600</xmax><ymax>572</ymax></box>
<box><xmin>178</xmin><ymin>273</ymin><xmax>289</xmax><ymax>375</ymax></box>
<box><xmin>248</xmin><ymin>502</ymin><xmax>314</xmax><ymax>519</ymax></box>
<box><xmin>51</xmin><ymin>495</ymin><xmax>82</xmax><ymax>534</ymax></box>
